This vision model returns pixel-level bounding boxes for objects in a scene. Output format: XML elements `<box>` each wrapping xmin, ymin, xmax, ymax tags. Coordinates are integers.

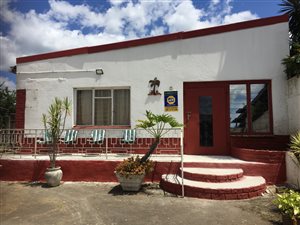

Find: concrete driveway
<box><xmin>0</xmin><ymin>182</ymin><xmax>281</xmax><ymax>225</ymax></box>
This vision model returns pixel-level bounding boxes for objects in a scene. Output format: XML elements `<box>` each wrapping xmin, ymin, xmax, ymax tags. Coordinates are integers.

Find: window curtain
<box><xmin>77</xmin><ymin>90</ymin><xmax>92</xmax><ymax>125</ymax></box>
<box><xmin>113</xmin><ymin>89</ymin><xmax>130</xmax><ymax>125</ymax></box>
<box><xmin>95</xmin><ymin>98</ymin><xmax>112</xmax><ymax>125</ymax></box>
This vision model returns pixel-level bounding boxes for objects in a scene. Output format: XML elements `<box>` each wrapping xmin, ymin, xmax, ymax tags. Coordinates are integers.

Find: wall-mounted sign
<box><xmin>164</xmin><ymin>91</ymin><xmax>178</xmax><ymax>112</ymax></box>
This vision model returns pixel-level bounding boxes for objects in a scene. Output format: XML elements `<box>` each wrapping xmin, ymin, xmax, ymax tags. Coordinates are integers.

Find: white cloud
<box><xmin>164</xmin><ymin>1</ymin><xmax>203</xmax><ymax>33</ymax></box>
<box><xmin>224</xmin><ymin>11</ymin><xmax>258</xmax><ymax>24</ymax></box>
<box><xmin>0</xmin><ymin>76</ymin><xmax>16</xmax><ymax>90</ymax></box>
<box><xmin>211</xmin><ymin>0</ymin><xmax>220</xmax><ymax>6</ymax></box>
<box><xmin>0</xmin><ymin>0</ymin><xmax>260</xmax><ymax>72</ymax></box>
<box><xmin>0</xmin><ymin>36</ymin><xmax>18</xmax><ymax>70</ymax></box>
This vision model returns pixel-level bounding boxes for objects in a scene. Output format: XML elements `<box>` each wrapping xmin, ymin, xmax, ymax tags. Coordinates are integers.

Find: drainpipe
<box><xmin>180</xmin><ymin>128</ymin><xmax>184</xmax><ymax>197</ymax></box>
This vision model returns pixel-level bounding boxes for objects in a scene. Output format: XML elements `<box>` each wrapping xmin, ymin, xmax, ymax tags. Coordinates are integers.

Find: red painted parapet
<box><xmin>229</xmin><ymin>147</ymin><xmax>286</xmax><ymax>184</ymax></box>
<box><xmin>0</xmin><ymin>159</ymin><xmax>180</xmax><ymax>182</ymax></box>
<box><xmin>230</xmin><ymin>135</ymin><xmax>289</xmax><ymax>150</ymax></box>
<box><xmin>231</xmin><ymin>147</ymin><xmax>286</xmax><ymax>163</ymax></box>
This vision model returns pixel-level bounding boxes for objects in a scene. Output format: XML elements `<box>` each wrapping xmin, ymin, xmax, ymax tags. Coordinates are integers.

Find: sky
<box><xmin>0</xmin><ymin>0</ymin><xmax>283</xmax><ymax>90</ymax></box>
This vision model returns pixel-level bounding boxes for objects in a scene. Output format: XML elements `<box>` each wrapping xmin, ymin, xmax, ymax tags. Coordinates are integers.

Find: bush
<box><xmin>274</xmin><ymin>189</ymin><xmax>300</xmax><ymax>220</ymax></box>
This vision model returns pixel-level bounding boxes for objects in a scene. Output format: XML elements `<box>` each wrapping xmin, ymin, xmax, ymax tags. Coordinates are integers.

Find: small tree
<box><xmin>0</xmin><ymin>82</ymin><xmax>16</xmax><ymax>129</ymax></box>
<box><xmin>42</xmin><ymin>97</ymin><xmax>71</xmax><ymax>168</ymax></box>
<box><xmin>136</xmin><ymin>110</ymin><xmax>182</xmax><ymax>163</ymax></box>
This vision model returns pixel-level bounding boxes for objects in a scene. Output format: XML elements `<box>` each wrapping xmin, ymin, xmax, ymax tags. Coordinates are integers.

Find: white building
<box><xmin>16</xmin><ymin>15</ymin><xmax>296</xmax><ymax>155</ymax></box>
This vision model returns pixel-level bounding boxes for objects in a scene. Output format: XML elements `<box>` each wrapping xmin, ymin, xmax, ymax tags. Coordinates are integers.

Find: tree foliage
<box><xmin>280</xmin><ymin>0</ymin><xmax>300</xmax><ymax>78</ymax></box>
<box><xmin>0</xmin><ymin>82</ymin><xmax>16</xmax><ymax>129</ymax></box>
<box><xmin>282</xmin><ymin>42</ymin><xmax>300</xmax><ymax>78</ymax></box>
<box><xmin>280</xmin><ymin>0</ymin><xmax>300</xmax><ymax>43</ymax></box>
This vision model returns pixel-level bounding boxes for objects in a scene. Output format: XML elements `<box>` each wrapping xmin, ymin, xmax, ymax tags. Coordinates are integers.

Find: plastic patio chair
<box><xmin>37</xmin><ymin>130</ymin><xmax>52</xmax><ymax>144</ymax></box>
<box><xmin>89</xmin><ymin>129</ymin><xmax>106</xmax><ymax>144</ymax></box>
<box><xmin>121</xmin><ymin>129</ymin><xmax>136</xmax><ymax>144</ymax></box>
<box><xmin>63</xmin><ymin>130</ymin><xmax>78</xmax><ymax>144</ymax></box>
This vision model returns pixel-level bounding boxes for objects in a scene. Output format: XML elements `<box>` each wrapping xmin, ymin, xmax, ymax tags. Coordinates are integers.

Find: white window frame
<box><xmin>74</xmin><ymin>87</ymin><xmax>131</xmax><ymax>126</ymax></box>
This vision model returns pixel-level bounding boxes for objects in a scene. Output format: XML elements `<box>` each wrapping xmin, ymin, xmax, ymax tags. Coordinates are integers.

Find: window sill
<box><xmin>73</xmin><ymin>125</ymin><xmax>131</xmax><ymax>130</ymax></box>
<box><xmin>230</xmin><ymin>134</ymin><xmax>275</xmax><ymax>137</ymax></box>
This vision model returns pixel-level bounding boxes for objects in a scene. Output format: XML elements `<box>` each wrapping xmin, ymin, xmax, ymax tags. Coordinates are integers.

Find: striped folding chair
<box><xmin>90</xmin><ymin>129</ymin><xmax>106</xmax><ymax>144</ymax></box>
<box><xmin>120</xmin><ymin>129</ymin><xmax>136</xmax><ymax>154</ymax></box>
<box><xmin>121</xmin><ymin>129</ymin><xmax>136</xmax><ymax>144</ymax></box>
<box><xmin>37</xmin><ymin>130</ymin><xmax>52</xmax><ymax>144</ymax></box>
<box><xmin>63</xmin><ymin>130</ymin><xmax>78</xmax><ymax>144</ymax></box>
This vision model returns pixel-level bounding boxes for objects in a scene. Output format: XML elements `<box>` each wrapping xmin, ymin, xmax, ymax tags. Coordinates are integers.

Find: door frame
<box><xmin>183</xmin><ymin>81</ymin><xmax>230</xmax><ymax>155</ymax></box>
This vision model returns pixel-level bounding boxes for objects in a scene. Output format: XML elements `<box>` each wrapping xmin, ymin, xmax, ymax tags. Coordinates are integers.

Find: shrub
<box><xmin>115</xmin><ymin>156</ymin><xmax>154</xmax><ymax>177</ymax></box>
<box><xmin>274</xmin><ymin>189</ymin><xmax>300</xmax><ymax>221</ymax></box>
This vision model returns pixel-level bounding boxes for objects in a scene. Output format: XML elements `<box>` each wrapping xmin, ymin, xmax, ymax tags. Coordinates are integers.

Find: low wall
<box><xmin>229</xmin><ymin>146</ymin><xmax>286</xmax><ymax>184</ymax></box>
<box><xmin>230</xmin><ymin>135</ymin><xmax>289</xmax><ymax>151</ymax></box>
<box><xmin>231</xmin><ymin>147</ymin><xmax>286</xmax><ymax>163</ymax></box>
<box><xmin>0</xmin><ymin>159</ymin><xmax>180</xmax><ymax>183</ymax></box>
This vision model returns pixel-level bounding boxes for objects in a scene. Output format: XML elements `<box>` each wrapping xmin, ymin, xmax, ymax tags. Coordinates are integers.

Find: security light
<box><xmin>96</xmin><ymin>69</ymin><xmax>104</xmax><ymax>75</ymax></box>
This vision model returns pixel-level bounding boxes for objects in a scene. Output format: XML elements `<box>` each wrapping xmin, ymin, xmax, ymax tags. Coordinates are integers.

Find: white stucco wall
<box><xmin>287</xmin><ymin>76</ymin><xmax>300</xmax><ymax>133</ymax></box>
<box><xmin>17</xmin><ymin>22</ymin><xmax>289</xmax><ymax>134</ymax></box>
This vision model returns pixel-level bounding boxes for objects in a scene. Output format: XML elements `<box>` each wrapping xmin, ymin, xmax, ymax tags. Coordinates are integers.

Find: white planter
<box><xmin>286</xmin><ymin>152</ymin><xmax>300</xmax><ymax>189</ymax></box>
<box><xmin>115</xmin><ymin>172</ymin><xmax>145</xmax><ymax>191</ymax></box>
<box><xmin>45</xmin><ymin>167</ymin><xmax>63</xmax><ymax>187</ymax></box>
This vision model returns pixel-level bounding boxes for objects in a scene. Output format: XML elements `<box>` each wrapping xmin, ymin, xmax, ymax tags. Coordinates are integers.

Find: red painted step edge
<box><xmin>160</xmin><ymin>178</ymin><xmax>266</xmax><ymax>200</ymax></box>
<box><xmin>182</xmin><ymin>170</ymin><xmax>243</xmax><ymax>183</ymax></box>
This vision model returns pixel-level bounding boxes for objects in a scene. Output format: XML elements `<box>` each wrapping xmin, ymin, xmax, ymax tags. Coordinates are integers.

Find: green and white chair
<box><xmin>121</xmin><ymin>129</ymin><xmax>136</xmax><ymax>144</ymax></box>
<box><xmin>90</xmin><ymin>129</ymin><xmax>106</xmax><ymax>144</ymax></box>
<box><xmin>37</xmin><ymin>130</ymin><xmax>52</xmax><ymax>144</ymax></box>
<box><xmin>63</xmin><ymin>129</ymin><xmax>78</xmax><ymax>144</ymax></box>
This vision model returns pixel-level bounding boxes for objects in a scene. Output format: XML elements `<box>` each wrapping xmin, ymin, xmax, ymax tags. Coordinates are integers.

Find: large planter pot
<box><xmin>286</xmin><ymin>152</ymin><xmax>300</xmax><ymax>189</ymax></box>
<box><xmin>282</xmin><ymin>214</ymin><xmax>300</xmax><ymax>225</ymax></box>
<box><xmin>45</xmin><ymin>167</ymin><xmax>63</xmax><ymax>187</ymax></box>
<box><xmin>115</xmin><ymin>172</ymin><xmax>145</xmax><ymax>191</ymax></box>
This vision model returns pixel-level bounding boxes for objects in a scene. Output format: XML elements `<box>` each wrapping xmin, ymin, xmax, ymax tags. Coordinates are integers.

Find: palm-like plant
<box><xmin>280</xmin><ymin>0</ymin><xmax>300</xmax><ymax>43</ymax></box>
<box><xmin>42</xmin><ymin>97</ymin><xmax>71</xmax><ymax>168</ymax></box>
<box><xmin>290</xmin><ymin>131</ymin><xmax>300</xmax><ymax>162</ymax></box>
<box><xmin>136</xmin><ymin>110</ymin><xmax>183</xmax><ymax>163</ymax></box>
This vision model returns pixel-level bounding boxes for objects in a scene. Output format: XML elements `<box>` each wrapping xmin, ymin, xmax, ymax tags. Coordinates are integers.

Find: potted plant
<box><xmin>274</xmin><ymin>189</ymin><xmax>300</xmax><ymax>225</ymax></box>
<box><xmin>282</xmin><ymin>42</ymin><xmax>300</xmax><ymax>79</ymax></box>
<box><xmin>115</xmin><ymin>110</ymin><xmax>182</xmax><ymax>191</ymax></box>
<box><xmin>42</xmin><ymin>97</ymin><xmax>71</xmax><ymax>187</ymax></box>
<box><xmin>286</xmin><ymin>131</ymin><xmax>300</xmax><ymax>190</ymax></box>
<box><xmin>115</xmin><ymin>156</ymin><xmax>154</xmax><ymax>191</ymax></box>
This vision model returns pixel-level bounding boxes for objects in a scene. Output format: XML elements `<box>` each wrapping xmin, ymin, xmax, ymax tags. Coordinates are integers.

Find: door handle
<box><xmin>187</xmin><ymin>112</ymin><xmax>191</xmax><ymax>122</ymax></box>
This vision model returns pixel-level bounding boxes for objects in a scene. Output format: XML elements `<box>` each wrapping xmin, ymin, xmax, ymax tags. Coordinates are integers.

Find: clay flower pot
<box><xmin>45</xmin><ymin>167</ymin><xmax>63</xmax><ymax>187</ymax></box>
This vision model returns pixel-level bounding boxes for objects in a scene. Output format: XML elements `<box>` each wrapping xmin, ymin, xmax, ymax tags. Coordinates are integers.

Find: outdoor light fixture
<box><xmin>96</xmin><ymin>68</ymin><xmax>104</xmax><ymax>75</ymax></box>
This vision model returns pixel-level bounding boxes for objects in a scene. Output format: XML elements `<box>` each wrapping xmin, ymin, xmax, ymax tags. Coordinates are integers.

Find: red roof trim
<box><xmin>17</xmin><ymin>15</ymin><xmax>288</xmax><ymax>64</ymax></box>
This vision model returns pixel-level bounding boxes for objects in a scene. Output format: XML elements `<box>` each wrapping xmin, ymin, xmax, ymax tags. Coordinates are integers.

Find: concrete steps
<box><xmin>160</xmin><ymin>167</ymin><xmax>266</xmax><ymax>200</ymax></box>
<box><xmin>181</xmin><ymin>168</ymin><xmax>243</xmax><ymax>182</ymax></box>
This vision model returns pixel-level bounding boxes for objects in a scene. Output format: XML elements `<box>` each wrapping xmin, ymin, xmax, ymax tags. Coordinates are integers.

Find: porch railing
<box><xmin>0</xmin><ymin>128</ymin><xmax>182</xmax><ymax>158</ymax></box>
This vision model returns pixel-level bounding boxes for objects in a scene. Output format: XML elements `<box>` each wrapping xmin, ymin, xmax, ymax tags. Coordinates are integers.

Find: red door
<box><xmin>184</xmin><ymin>82</ymin><xmax>229</xmax><ymax>155</ymax></box>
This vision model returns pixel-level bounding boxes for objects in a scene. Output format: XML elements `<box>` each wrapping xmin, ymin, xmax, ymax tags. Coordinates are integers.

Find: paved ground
<box><xmin>0</xmin><ymin>182</ymin><xmax>281</xmax><ymax>225</ymax></box>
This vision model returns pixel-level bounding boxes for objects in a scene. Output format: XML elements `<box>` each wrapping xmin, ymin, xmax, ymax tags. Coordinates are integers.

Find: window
<box><xmin>230</xmin><ymin>81</ymin><xmax>271</xmax><ymax>134</ymax></box>
<box><xmin>199</xmin><ymin>96</ymin><xmax>213</xmax><ymax>146</ymax></box>
<box><xmin>76</xmin><ymin>88</ymin><xmax>130</xmax><ymax>126</ymax></box>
